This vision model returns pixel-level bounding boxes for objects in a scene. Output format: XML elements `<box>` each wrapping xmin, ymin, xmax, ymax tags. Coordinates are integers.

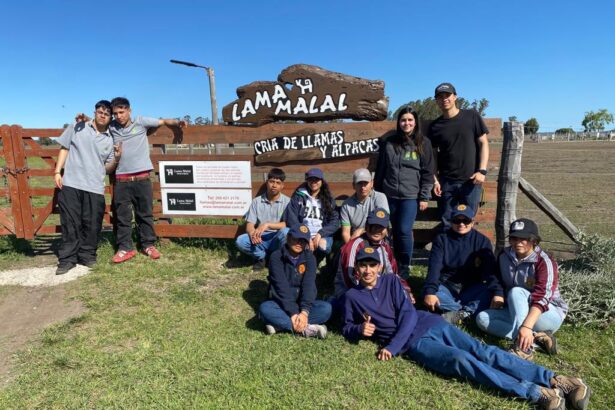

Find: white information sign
<box><xmin>159</xmin><ymin>161</ymin><xmax>251</xmax><ymax>188</ymax></box>
<box><xmin>161</xmin><ymin>189</ymin><xmax>252</xmax><ymax>216</ymax></box>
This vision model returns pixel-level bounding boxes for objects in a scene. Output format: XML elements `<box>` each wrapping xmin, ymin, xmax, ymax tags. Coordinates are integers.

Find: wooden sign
<box><xmin>222</xmin><ymin>64</ymin><xmax>388</xmax><ymax>125</ymax></box>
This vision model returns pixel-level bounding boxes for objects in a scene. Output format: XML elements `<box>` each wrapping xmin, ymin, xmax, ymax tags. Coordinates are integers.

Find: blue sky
<box><xmin>1</xmin><ymin>0</ymin><xmax>613</xmax><ymax>131</ymax></box>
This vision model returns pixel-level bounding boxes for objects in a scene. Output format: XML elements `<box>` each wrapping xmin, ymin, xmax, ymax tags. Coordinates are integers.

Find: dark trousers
<box><xmin>437</xmin><ymin>178</ymin><xmax>482</xmax><ymax>229</ymax></box>
<box><xmin>58</xmin><ymin>186</ymin><xmax>105</xmax><ymax>265</ymax></box>
<box><xmin>113</xmin><ymin>179</ymin><xmax>157</xmax><ymax>251</ymax></box>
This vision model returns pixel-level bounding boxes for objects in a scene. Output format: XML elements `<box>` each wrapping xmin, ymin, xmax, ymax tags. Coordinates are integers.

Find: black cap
<box><xmin>288</xmin><ymin>223</ymin><xmax>311</xmax><ymax>241</ymax></box>
<box><xmin>305</xmin><ymin>168</ymin><xmax>324</xmax><ymax>180</ymax></box>
<box><xmin>509</xmin><ymin>218</ymin><xmax>540</xmax><ymax>240</ymax></box>
<box><xmin>434</xmin><ymin>82</ymin><xmax>457</xmax><ymax>97</ymax></box>
<box><xmin>366</xmin><ymin>208</ymin><xmax>390</xmax><ymax>227</ymax></box>
<box><xmin>355</xmin><ymin>246</ymin><xmax>381</xmax><ymax>263</ymax></box>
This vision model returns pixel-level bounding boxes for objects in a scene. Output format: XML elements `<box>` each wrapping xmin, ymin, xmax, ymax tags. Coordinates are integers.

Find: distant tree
<box><xmin>555</xmin><ymin>128</ymin><xmax>575</xmax><ymax>135</ymax></box>
<box><xmin>524</xmin><ymin>118</ymin><xmax>540</xmax><ymax>135</ymax></box>
<box><xmin>194</xmin><ymin>116</ymin><xmax>211</xmax><ymax>125</ymax></box>
<box><xmin>182</xmin><ymin>115</ymin><xmax>193</xmax><ymax>126</ymax></box>
<box><xmin>508</xmin><ymin>116</ymin><xmax>518</xmax><ymax>122</ymax></box>
<box><xmin>38</xmin><ymin>137</ymin><xmax>55</xmax><ymax>146</ymax></box>
<box><xmin>392</xmin><ymin>97</ymin><xmax>489</xmax><ymax>121</ymax></box>
<box><xmin>582</xmin><ymin>109</ymin><xmax>614</xmax><ymax>132</ymax></box>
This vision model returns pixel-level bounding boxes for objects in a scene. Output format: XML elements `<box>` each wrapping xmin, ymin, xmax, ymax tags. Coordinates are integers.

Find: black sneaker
<box><xmin>79</xmin><ymin>259</ymin><xmax>97</xmax><ymax>268</ymax></box>
<box><xmin>252</xmin><ymin>259</ymin><xmax>267</xmax><ymax>271</ymax></box>
<box><xmin>55</xmin><ymin>263</ymin><xmax>76</xmax><ymax>275</ymax></box>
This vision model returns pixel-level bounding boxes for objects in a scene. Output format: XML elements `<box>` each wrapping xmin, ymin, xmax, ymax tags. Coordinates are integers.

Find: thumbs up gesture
<box><xmin>362</xmin><ymin>312</ymin><xmax>376</xmax><ymax>337</ymax></box>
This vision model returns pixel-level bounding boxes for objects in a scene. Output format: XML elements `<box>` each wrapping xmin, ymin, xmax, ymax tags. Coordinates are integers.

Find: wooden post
<box><xmin>495</xmin><ymin>121</ymin><xmax>524</xmax><ymax>252</ymax></box>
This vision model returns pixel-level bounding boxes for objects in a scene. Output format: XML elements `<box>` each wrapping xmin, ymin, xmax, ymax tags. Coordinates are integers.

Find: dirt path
<box><xmin>0</xmin><ymin>265</ymin><xmax>87</xmax><ymax>387</ymax></box>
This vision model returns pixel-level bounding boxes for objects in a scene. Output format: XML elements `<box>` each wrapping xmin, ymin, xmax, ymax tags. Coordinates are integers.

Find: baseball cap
<box><xmin>305</xmin><ymin>168</ymin><xmax>324</xmax><ymax>180</ymax></box>
<box><xmin>509</xmin><ymin>218</ymin><xmax>540</xmax><ymax>240</ymax></box>
<box><xmin>434</xmin><ymin>82</ymin><xmax>457</xmax><ymax>97</ymax></box>
<box><xmin>287</xmin><ymin>223</ymin><xmax>311</xmax><ymax>241</ymax></box>
<box><xmin>355</xmin><ymin>246</ymin><xmax>381</xmax><ymax>263</ymax></box>
<box><xmin>353</xmin><ymin>168</ymin><xmax>372</xmax><ymax>184</ymax></box>
<box><xmin>450</xmin><ymin>204</ymin><xmax>474</xmax><ymax>220</ymax></box>
<box><xmin>366</xmin><ymin>208</ymin><xmax>390</xmax><ymax>227</ymax></box>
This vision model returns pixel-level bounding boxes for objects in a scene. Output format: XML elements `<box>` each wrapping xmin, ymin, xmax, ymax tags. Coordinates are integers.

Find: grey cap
<box><xmin>353</xmin><ymin>168</ymin><xmax>372</xmax><ymax>184</ymax></box>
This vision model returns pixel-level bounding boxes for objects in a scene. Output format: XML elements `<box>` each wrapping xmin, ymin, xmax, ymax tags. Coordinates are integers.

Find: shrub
<box><xmin>559</xmin><ymin>233</ymin><xmax>615</xmax><ymax>326</ymax></box>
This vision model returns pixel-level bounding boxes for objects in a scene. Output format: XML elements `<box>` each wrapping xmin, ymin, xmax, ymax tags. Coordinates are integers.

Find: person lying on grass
<box><xmin>341</xmin><ymin>246</ymin><xmax>591</xmax><ymax>410</ymax></box>
<box><xmin>477</xmin><ymin>218</ymin><xmax>568</xmax><ymax>361</ymax></box>
<box><xmin>258</xmin><ymin>223</ymin><xmax>332</xmax><ymax>338</ymax></box>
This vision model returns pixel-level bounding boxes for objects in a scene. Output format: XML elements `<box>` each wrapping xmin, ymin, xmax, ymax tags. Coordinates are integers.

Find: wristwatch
<box><xmin>477</xmin><ymin>169</ymin><xmax>488</xmax><ymax>176</ymax></box>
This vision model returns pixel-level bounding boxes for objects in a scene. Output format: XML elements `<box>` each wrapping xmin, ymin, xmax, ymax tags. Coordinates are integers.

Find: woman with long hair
<box><xmin>283</xmin><ymin>168</ymin><xmax>339</xmax><ymax>262</ymax></box>
<box><xmin>374</xmin><ymin>106</ymin><xmax>435</xmax><ymax>277</ymax></box>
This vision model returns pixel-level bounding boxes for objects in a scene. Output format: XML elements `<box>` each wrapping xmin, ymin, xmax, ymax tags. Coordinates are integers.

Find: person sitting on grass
<box><xmin>334</xmin><ymin>208</ymin><xmax>414</xmax><ymax>304</ymax></box>
<box><xmin>339</xmin><ymin>168</ymin><xmax>389</xmax><ymax>244</ymax></box>
<box><xmin>235</xmin><ymin>168</ymin><xmax>290</xmax><ymax>271</ymax></box>
<box><xmin>342</xmin><ymin>247</ymin><xmax>591</xmax><ymax>410</ymax></box>
<box><xmin>476</xmin><ymin>218</ymin><xmax>568</xmax><ymax>361</ymax></box>
<box><xmin>283</xmin><ymin>167</ymin><xmax>339</xmax><ymax>264</ymax></box>
<box><xmin>258</xmin><ymin>223</ymin><xmax>332</xmax><ymax>338</ymax></box>
<box><xmin>422</xmin><ymin>204</ymin><xmax>496</xmax><ymax>325</ymax></box>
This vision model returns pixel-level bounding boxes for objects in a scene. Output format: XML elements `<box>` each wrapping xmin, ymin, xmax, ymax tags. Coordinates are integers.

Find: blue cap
<box><xmin>450</xmin><ymin>204</ymin><xmax>474</xmax><ymax>220</ymax></box>
<box><xmin>305</xmin><ymin>168</ymin><xmax>324</xmax><ymax>180</ymax></box>
<box><xmin>355</xmin><ymin>246</ymin><xmax>381</xmax><ymax>263</ymax></box>
<box><xmin>287</xmin><ymin>223</ymin><xmax>311</xmax><ymax>241</ymax></box>
<box><xmin>366</xmin><ymin>207</ymin><xmax>390</xmax><ymax>227</ymax></box>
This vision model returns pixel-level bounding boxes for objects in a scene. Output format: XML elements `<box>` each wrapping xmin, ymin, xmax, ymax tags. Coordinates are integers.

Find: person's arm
<box><xmin>159</xmin><ymin>118</ymin><xmax>187</xmax><ymax>128</ymax></box>
<box><xmin>418</xmin><ymin>139</ymin><xmax>435</xmax><ymax>207</ymax></box>
<box><xmin>489</xmin><ymin>251</ymin><xmax>506</xmax><ymax>308</ymax></box>
<box><xmin>470</xmin><ymin>133</ymin><xmax>489</xmax><ymax>185</ymax></box>
<box><xmin>384</xmin><ymin>278</ymin><xmax>418</xmax><ymax>356</ymax></box>
<box><xmin>528</xmin><ymin>254</ymin><xmax>558</xmax><ymax>313</ymax></box>
<box><xmin>341</xmin><ymin>225</ymin><xmax>351</xmax><ymax>243</ymax></box>
<box><xmin>268</xmin><ymin>255</ymin><xmax>300</xmax><ymax>316</ymax></box>
<box><xmin>339</xmin><ymin>204</ymin><xmax>352</xmax><ymax>243</ymax></box>
<box><xmin>54</xmin><ymin>148</ymin><xmax>69</xmax><ymax>189</ymax></box>
<box><xmin>282</xmin><ymin>195</ymin><xmax>302</xmax><ymax>228</ymax></box>
<box><xmin>516</xmin><ymin>306</ymin><xmax>542</xmax><ymax>352</ymax></box>
<box><xmin>105</xmin><ymin>142</ymin><xmax>122</xmax><ymax>174</ymax></box>
<box><xmin>341</xmin><ymin>295</ymin><xmax>368</xmax><ymax>342</ymax></box>
<box><xmin>317</xmin><ymin>199</ymin><xmax>340</xmax><ymax>238</ymax></box>
<box><xmin>374</xmin><ymin>191</ymin><xmax>389</xmax><ymax>213</ymax></box>
<box><xmin>298</xmin><ymin>252</ymin><xmax>317</xmax><ymax>314</ymax></box>
<box><xmin>423</xmin><ymin>234</ymin><xmax>444</xmax><ymax>311</ymax></box>
<box><xmin>373</xmin><ymin>138</ymin><xmax>387</xmax><ymax>191</ymax></box>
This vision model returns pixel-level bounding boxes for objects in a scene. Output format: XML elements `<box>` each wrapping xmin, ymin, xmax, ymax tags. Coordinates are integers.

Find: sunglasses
<box><xmin>452</xmin><ymin>218</ymin><xmax>473</xmax><ymax>225</ymax></box>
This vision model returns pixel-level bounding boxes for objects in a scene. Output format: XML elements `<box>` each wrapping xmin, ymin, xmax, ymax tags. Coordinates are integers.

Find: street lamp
<box><xmin>170</xmin><ymin>59</ymin><xmax>219</xmax><ymax>125</ymax></box>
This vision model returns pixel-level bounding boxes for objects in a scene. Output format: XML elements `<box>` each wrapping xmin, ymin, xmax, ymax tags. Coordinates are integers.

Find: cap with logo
<box><xmin>450</xmin><ymin>204</ymin><xmax>474</xmax><ymax>220</ymax></box>
<box><xmin>434</xmin><ymin>82</ymin><xmax>457</xmax><ymax>97</ymax></box>
<box><xmin>356</xmin><ymin>246</ymin><xmax>380</xmax><ymax>263</ymax></box>
<box><xmin>509</xmin><ymin>218</ymin><xmax>540</xmax><ymax>240</ymax></box>
<box><xmin>366</xmin><ymin>207</ymin><xmax>390</xmax><ymax>227</ymax></box>
<box><xmin>288</xmin><ymin>223</ymin><xmax>312</xmax><ymax>241</ymax></box>
<box><xmin>353</xmin><ymin>168</ymin><xmax>372</xmax><ymax>184</ymax></box>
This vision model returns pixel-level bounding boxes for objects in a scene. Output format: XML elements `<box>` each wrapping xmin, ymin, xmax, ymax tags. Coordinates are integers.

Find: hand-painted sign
<box><xmin>222</xmin><ymin>64</ymin><xmax>388</xmax><ymax>125</ymax></box>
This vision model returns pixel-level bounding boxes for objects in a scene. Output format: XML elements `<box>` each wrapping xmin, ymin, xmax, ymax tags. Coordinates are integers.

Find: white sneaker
<box><xmin>302</xmin><ymin>324</ymin><xmax>327</xmax><ymax>339</ymax></box>
<box><xmin>264</xmin><ymin>324</ymin><xmax>277</xmax><ymax>335</ymax></box>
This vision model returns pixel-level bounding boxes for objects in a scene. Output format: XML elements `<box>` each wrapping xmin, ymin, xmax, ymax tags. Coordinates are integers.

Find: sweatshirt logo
<box><xmin>526</xmin><ymin>277</ymin><xmax>535</xmax><ymax>288</ymax></box>
<box><xmin>297</xmin><ymin>263</ymin><xmax>306</xmax><ymax>275</ymax></box>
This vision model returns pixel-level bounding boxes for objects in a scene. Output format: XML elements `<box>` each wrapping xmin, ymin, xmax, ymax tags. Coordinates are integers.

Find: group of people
<box><xmin>237</xmin><ymin>83</ymin><xmax>590</xmax><ymax>409</ymax></box>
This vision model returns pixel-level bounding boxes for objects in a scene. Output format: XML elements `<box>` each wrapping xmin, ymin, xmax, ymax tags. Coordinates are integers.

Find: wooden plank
<box><xmin>518</xmin><ymin>177</ymin><xmax>580</xmax><ymax>242</ymax></box>
<box><xmin>1</xmin><ymin>125</ymin><xmax>25</xmax><ymax>237</ymax></box>
<box><xmin>31</xmin><ymin>197</ymin><xmax>55</xmax><ymax>233</ymax></box>
<box><xmin>11</xmin><ymin>126</ymin><xmax>35</xmax><ymax>239</ymax></box>
<box><xmin>21</xmin><ymin>128</ymin><xmax>63</xmax><ymax>138</ymax></box>
<box><xmin>0</xmin><ymin>210</ymin><xmax>15</xmax><ymax>233</ymax></box>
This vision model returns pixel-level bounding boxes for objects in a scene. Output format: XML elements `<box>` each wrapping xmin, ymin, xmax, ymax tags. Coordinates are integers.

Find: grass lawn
<box><xmin>1</xmin><ymin>240</ymin><xmax>613</xmax><ymax>409</ymax></box>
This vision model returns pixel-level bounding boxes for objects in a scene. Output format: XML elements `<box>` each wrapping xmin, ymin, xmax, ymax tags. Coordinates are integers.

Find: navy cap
<box><xmin>305</xmin><ymin>168</ymin><xmax>324</xmax><ymax>180</ymax></box>
<box><xmin>366</xmin><ymin>207</ymin><xmax>390</xmax><ymax>227</ymax></box>
<box><xmin>355</xmin><ymin>246</ymin><xmax>381</xmax><ymax>263</ymax></box>
<box><xmin>509</xmin><ymin>218</ymin><xmax>540</xmax><ymax>240</ymax></box>
<box><xmin>287</xmin><ymin>223</ymin><xmax>311</xmax><ymax>241</ymax></box>
<box><xmin>450</xmin><ymin>204</ymin><xmax>474</xmax><ymax>220</ymax></box>
<box><xmin>434</xmin><ymin>82</ymin><xmax>457</xmax><ymax>97</ymax></box>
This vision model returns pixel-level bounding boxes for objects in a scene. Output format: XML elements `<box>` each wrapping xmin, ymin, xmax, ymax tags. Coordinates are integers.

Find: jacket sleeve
<box><xmin>342</xmin><ymin>294</ymin><xmax>364</xmax><ymax>343</ymax></box>
<box><xmin>282</xmin><ymin>194</ymin><xmax>302</xmax><ymax>228</ymax></box>
<box><xmin>477</xmin><ymin>235</ymin><xmax>498</xmax><ymax>292</ymax></box>
<box><xmin>488</xmin><ymin>252</ymin><xmax>505</xmax><ymax>297</ymax></box>
<box><xmin>423</xmin><ymin>234</ymin><xmax>445</xmax><ymax>295</ymax></box>
<box><xmin>418</xmin><ymin>138</ymin><xmax>435</xmax><ymax>201</ymax></box>
<box><xmin>385</xmin><ymin>278</ymin><xmax>418</xmax><ymax>356</ymax></box>
<box><xmin>529</xmin><ymin>254</ymin><xmax>558</xmax><ymax>313</ymax></box>
<box><xmin>299</xmin><ymin>252</ymin><xmax>317</xmax><ymax>313</ymax></box>
<box><xmin>373</xmin><ymin>138</ymin><xmax>387</xmax><ymax>191</ymax></box>
<box><xmin>318</xmin><ymin>198</ymin><xmax>340</xmax><ymax>238</ymax></box>
<box><xmin>268</xmin><ymin>253</ymin><xmax>300</xmax><ymax>316</ymax></box>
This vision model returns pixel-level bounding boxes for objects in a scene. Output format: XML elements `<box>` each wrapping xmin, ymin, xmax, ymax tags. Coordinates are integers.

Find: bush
<box><xmin>559</xmin><ymin>233</ymin><xmax>615</xmax><ymax>326</ymax></box>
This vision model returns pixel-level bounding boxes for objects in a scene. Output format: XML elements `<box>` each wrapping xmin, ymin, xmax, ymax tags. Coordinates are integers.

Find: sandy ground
<box><xmin>0</xmin><ymin>264</ymin><xmax>88</xmax><ymax>387</ymax></box>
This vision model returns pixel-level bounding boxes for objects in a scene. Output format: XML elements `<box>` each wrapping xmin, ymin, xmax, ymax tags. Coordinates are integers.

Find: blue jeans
<box><xmin>436</xmin><ymin>282</ymin><xmax>492</xmax><ymax>316</ymax></box>
<box><xmin>235</xmin><ymin>228</ymin><xmax>289</xmax><ymax>261</ymax></box>
<box><xmin>406</xmin><ymin>321</ymin><xmax>554</xmax><ymax>402</ymax></box>
<box><xmin>258</xmin><ymin>300</ymin><xmax>332</xmax><ymax>332</ymax></box>
<box><xmin>437</xmin><ymin>178</ymin><xmax>482</xmax><ymax>229</ymax></box>
<box><xmin>476</xmin><ymin>287</ymin><xmax>564</xmax><ymax>340</ymax></box>
<box><xmin>388</xmin><ymin>198</ymin><xmax>418</xmax><ymax>274</ymax></box>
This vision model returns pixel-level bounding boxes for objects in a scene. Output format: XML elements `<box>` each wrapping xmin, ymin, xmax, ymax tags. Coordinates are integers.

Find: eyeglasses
<box><xmin>452</xmin><ymin>218</ymin><xmax>473</xmax><ymax>225</ymax></box>
<box><xmin>95</xmin><ymin>110</ymin><xmax>111</xmax><ymax>117</ymax></box>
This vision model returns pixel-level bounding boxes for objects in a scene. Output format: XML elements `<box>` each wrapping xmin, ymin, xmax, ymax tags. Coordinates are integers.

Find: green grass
<box><xmin>1</xmin><ymin>242</ymin><xmax>613</xmax><ymax>409</ymax></box>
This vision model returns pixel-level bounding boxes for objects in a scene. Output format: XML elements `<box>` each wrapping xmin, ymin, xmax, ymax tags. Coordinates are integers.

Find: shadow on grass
<box><xmin>242</xmin><ymin>279</ymin><xmax>268</xmax><ymax>331</ymax></box>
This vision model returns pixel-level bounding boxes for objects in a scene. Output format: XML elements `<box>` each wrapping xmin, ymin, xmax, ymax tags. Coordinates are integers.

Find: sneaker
<box><xmin>142</xmin><ymin>246</ymin><xmax>161</xmax><ymax>260</ymax></box>
<box><xmin>551</xmin><ymin>375</ymin><xmax>591</xmax><ymax>410</ymax></box>
<box><xmin>537</xmin><ymin>387</ymin><xmax>565</xmax><ymax>410</ymax></box>
<box><xmin>112</xmin><ymin>249</ymin><xmax>137</xmax><ymax>263</ymax></box>
<box><xmin>78</xmin><ymin>259</ymin><xmax>96</xmax><ymax>268</ymax></box>
<box><xmin>302</xmin><ymin>324</ymin><xmax>327</xmax><ymax>339</ymax></box>
<box><xmin>264</xmin><ymin>324</ymin><xmax>277</xmax><ymax>335</ymax></box>
<box><xmin>55</xmin><ymin>263</ymin><xmax>76</xmax><ymax>275</ymax></box>
<box><xmin>509</xmin><ymin>345</ymin><xmax>535</xmax><ymax>361</ymax></box>
<box><xmin>534</xmin><ymin>331</ymin><xmax>559</xmax><ymax>355</ymax></box>
<box><xmin>252</xmin><ymin>259</ymin><xmax>267</xmax><ymax>271</ymax></box>
<box><xmin>442</xmin><ymin>310</ymin><xmax>470</xmax><ymax>326</ymax></box>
